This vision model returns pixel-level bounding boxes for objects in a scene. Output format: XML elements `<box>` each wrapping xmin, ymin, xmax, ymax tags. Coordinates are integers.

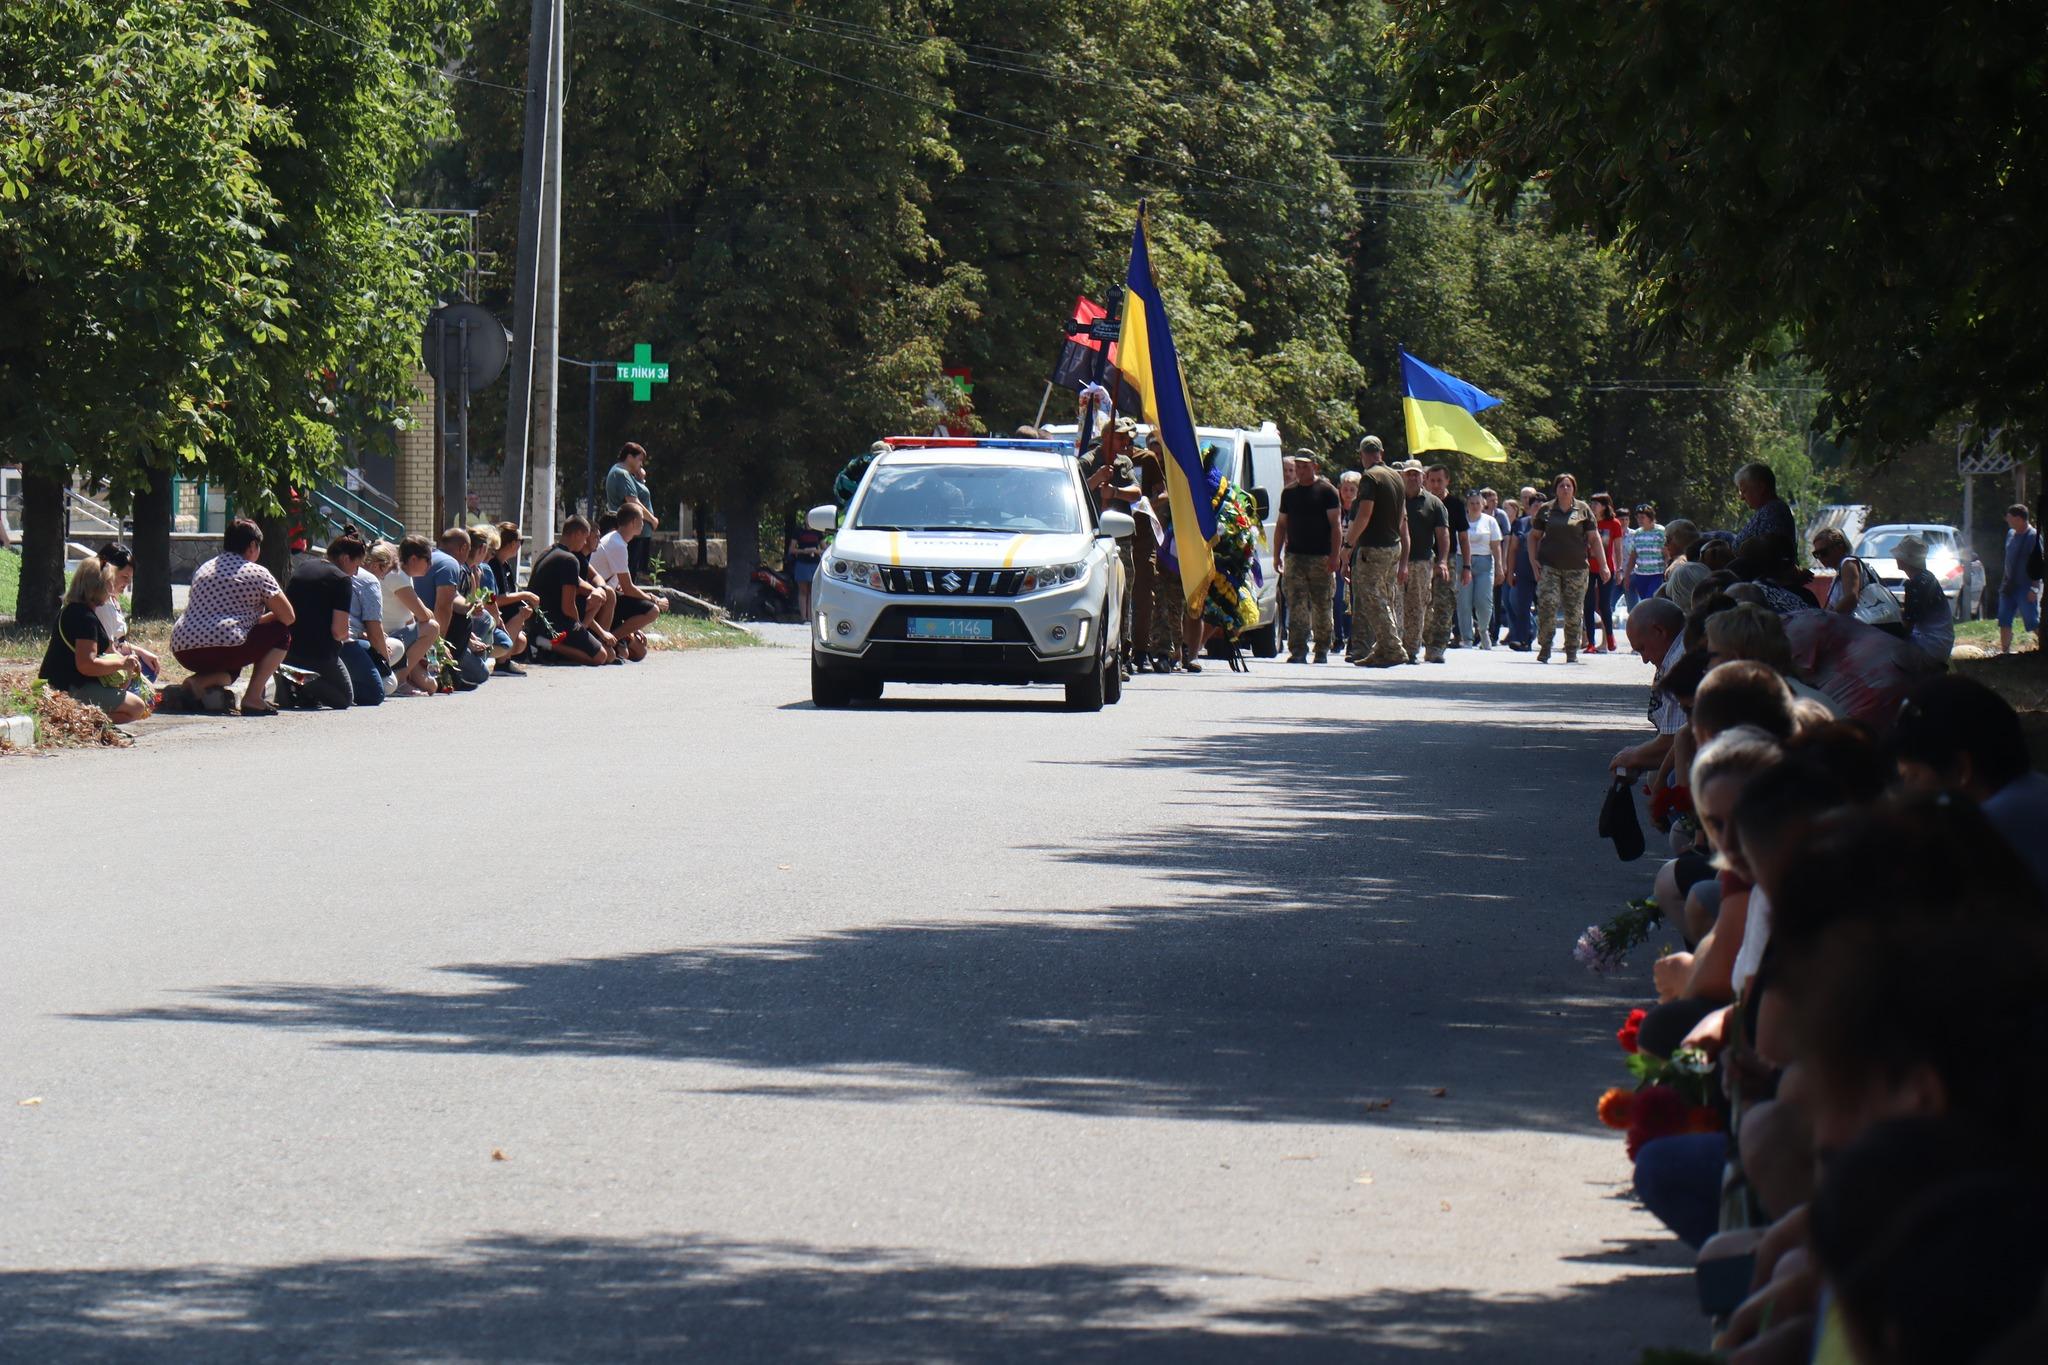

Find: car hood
<box><xmin>831</xmin><ymin>528</ymin><xmax>1095</xmax><ymax>568</ymax></box>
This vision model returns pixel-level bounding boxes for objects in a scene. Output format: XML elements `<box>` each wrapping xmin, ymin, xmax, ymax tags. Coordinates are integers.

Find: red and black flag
<box><xmin>1050</xmin><ymin>296</ymin><xmax>1141</xmax><ymax>412</ymax></box>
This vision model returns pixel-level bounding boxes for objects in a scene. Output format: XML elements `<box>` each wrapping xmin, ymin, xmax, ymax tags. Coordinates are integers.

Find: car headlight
<box><xmin>826</xmin><ymin>558</ymin><xmax>884</xmax><ymax>590</ymax></box>
<box><xmin>1019</xmin><ymin>562</ymin><xmax>1086</xmax><ymax>593</ymax></box>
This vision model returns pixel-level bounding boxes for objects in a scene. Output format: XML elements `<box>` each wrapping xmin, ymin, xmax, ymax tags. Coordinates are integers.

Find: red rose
<box><xmin>1617</xmin><ymin>1008</ymin><xmax>1648</xmax><ymax>1054</ymax></box>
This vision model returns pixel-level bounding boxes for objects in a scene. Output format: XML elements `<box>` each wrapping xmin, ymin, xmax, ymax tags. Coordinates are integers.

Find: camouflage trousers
<box><xmin>1346</xmin><ymin>551</ymin><xmax>1375</xmax><ymax>658</ymax></box>
<box><xmin>1400</xmin><ymin>559</ymin><xmax>1433</xmax><ymax>658</ymax></box>
<box><xmin>1535</xmin><ymin>565</ymin><xmax>1590</xmax><ymax>658</ymax></box>
<box><xmin>1151</xmin><ymin>562</ymin><xmax>1187</xmax><ymax>655</ymax></box>
<box><xmin>1423</xmin><ymin>552</ymin><xmax>1459</xmax><ymax>659</ymax></box>
<box><xmin>1283</xmin><ymin>554</ymin><xmax>1335</xmax><ymax>658</ymax></box>
<box><xmin>1353</xmin><ymin>545</ymin><xmax>1406</xmax><ymax>664</ymax></box>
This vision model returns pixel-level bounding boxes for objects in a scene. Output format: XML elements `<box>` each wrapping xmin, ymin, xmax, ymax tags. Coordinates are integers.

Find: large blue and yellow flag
<box><xmin>1122</xmin><ymin>208</ymin><xmax>1217</xmax><ymax>608</ymax></box>
<box><xmin>1401</xmin><ymin>350</ymin><xmax>1509</xmax><ymax>464</ymax></box>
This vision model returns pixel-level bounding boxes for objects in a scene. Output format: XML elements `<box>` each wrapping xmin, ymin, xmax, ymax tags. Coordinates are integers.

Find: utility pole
<box><xmin>531</xmin><ymin>0</ymin><xmax>565</xmax><ymax>544</ymax></box>
<box><xmin>500</xmin><ymin>0</ymin><xmax>561</xmax><ymax>533</ymax></box>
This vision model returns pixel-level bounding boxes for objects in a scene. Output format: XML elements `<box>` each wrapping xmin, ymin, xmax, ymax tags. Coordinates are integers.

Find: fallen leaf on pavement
<box><xmin>19</xmin><ymin>1097</ymin><xmax>42</xmax><ymax>1106</ymax></box>
<box><xmin>1363</xmin><ymin>1098</ymin><xmax>1393</xmax><ymax>1112</ymax></box>
<box><xmin>1354</xmin><ymin>1173</ymin><xmax>1374</xmax><ymax>1185</ymax></box>
<box><xmin>1431</xmin><ymin>1087</ymin><xmax>1449</xmax><ymax>1098</ymax></box>
<box><xmin>1440</xmin><ymin>1200</ymin><xmax>1452</xmax><ymax>1212</ymax></box>
<box><xmin>491</xmin><ymin>1149</ymin><xmax>509</xmax><ymax>1162</ymax></box>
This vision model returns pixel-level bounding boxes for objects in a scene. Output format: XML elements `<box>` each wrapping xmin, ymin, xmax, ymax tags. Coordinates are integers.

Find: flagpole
<box><xmin>1031</xmin><ymin>381</ymin><xmax>1054</xmax><ymax>431</ymax></box>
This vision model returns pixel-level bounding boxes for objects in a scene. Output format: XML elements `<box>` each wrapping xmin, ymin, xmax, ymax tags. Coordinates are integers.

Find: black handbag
<box><xmin>1598</xmin><ymin>775</ymin><xmax>1646</xmax><ymax>862</ymax></box>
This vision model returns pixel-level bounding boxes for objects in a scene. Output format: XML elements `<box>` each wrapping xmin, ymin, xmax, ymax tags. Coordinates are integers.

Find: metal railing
<box><xmin>310</xmin><ymin>477</ymin><xmax>405</xmax><ymax>544</ymax></box>
<box><xmin>64</xmin><ymin>485</ymin><xmax>123</xmax><ymax>538</ymax></box>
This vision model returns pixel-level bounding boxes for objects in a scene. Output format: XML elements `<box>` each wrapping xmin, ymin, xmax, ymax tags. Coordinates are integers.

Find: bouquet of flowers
<box><xmin>1201</xmin><ymin>481</ymin><xmax>1261</xmax><ymax>635</ymax></box>
<box><xmin>1573</xmin><ymin>897</ymin><xmax>1664</xmax><ymax>974</ymax></box>
<box><xmin>1597</xmin><ymin>1012</ymin><xmax>1722</xmax><ymax>1159</ymax></box>
<box><xmin>427</xmin><ymin>638</ymin><xmax>460</xmax><ymax>693</ymax></box>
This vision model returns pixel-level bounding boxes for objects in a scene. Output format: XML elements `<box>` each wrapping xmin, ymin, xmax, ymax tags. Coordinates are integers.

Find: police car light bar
<box><xmin>880</xmin><ymin>437</ymin><xmax>1072</xmax><ymax>451</ymax></box>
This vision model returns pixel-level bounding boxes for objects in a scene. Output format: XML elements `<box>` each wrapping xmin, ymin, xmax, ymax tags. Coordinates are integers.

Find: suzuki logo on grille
<box><xmin>940</xmin><ymin>571</ymin><xmax>964</xmax><ymax>593</ymax></box>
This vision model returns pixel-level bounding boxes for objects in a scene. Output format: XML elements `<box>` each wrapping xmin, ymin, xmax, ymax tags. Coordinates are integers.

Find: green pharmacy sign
<box><xmin>615</xmin><ymin>344</ymin><xmax>670</xmax><ymax>401</ymax></box>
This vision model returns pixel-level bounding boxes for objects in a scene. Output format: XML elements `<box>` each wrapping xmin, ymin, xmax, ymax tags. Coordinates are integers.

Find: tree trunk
<box><xmin>721</xmin><ymin>488</ymin><xmax>761</xmax><ymax>608</ymax></box>
<box><xmin>14</xmin><ymin>468</ymin><xmax>68</xmax><ymax>628</ymax></box>
<box><xmin>132</xmin><ymin>465</ymin><xmax>175</xmax><ymax>620</ymax></box>
<box><xmin>258</xmin><ymin>480</ymin><xmax>293</xmax><ymax>580</ymax></box>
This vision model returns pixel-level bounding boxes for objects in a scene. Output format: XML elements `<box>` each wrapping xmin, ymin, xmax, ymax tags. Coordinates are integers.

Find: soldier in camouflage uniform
<box><xmin>1081</xmin><ymin>417</ymin><xmax>1143</xmax><ymax>679</ymax></box>
<box><xmin>1421</xmin><ymin>465</ymin><xmax>1467</xmax><ymax>663</ymax></box>
<box><xmin>1398</xmin><ymin>461</ymin><xmax>1449</xmax><ymax>664</ymax></box>
<box><xmin>1341</xmin><ymin>436</ymin><xmax>1411</xmax><ymax>668</ymax></box>
<box><xmin>1528</xmin><ymin>472</ymin><xmax>1604</xmax><ymax>663</ymax></box>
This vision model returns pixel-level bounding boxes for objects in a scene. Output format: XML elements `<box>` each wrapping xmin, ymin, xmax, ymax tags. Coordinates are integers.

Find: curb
<box><xmin>0</xmin><ymin>714</ymin><xmax>34</xmax><ymax>750</ymax></box>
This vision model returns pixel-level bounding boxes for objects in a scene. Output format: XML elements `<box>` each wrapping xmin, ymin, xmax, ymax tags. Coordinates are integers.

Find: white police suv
<box><xmin>807</xmin><ymin>438</ymin><xmax>1134</xmax><ymax>710</ymax></box>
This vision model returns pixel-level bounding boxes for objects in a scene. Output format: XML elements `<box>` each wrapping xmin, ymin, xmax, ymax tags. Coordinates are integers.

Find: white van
<box><xmin>1040</xmin><ymin>421</ymin><xmax>1286</xmax><ymax>656</ymax></box>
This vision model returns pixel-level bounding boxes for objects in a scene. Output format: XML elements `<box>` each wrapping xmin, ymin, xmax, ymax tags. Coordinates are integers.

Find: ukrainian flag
<box><xmin>1122</xmin><ymin>208</ymin><xmax>1217</xmax><ymax>609</ymax></box>
<box><xmin>1401</xmin><ymin>350</ymin><xmax>1509</xmax><ymax>464</ymax></box>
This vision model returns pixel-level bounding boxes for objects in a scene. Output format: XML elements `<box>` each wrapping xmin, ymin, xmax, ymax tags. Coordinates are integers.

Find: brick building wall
<box><xmin>394</xmin><ymin>372</ymin><xmax>437</xmax><ymax>539</ymax></box>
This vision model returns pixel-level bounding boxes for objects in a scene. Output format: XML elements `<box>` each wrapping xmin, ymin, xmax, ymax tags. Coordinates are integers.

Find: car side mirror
<box><xmin>1251</xmin><ymin>487</ymin><xmax>1271</xmax><ymax>520</ymax></box>
<box><xmin>1099</xmin><ymin>509</ymin><xmax>1136</xmax><ymax>540</ymax></box>
<box><xmin>807</xmin><ymin>504</ymin><xmax>839</xmax><ymax>533</ymax></box>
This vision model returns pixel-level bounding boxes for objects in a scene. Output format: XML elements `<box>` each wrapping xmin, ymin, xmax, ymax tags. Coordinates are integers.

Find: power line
<box><xmin>625</xmin><ymin>0</ymin><xmax>1391</xmax><ymax>114</ymax></box>
<box><xmin>257</xmin><ymin>0</ymin><xmax>528</xmax><ymax>95</ymax></box>
<box><xmin>592</xmin><ymin>0</ymin><xmax>1350</xmax><ymax>202</ymax></box>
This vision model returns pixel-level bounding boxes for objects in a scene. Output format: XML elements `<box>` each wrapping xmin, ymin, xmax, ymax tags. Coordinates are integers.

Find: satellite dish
<box><xmin>421</xmin><ymin>302</ymin><xmax>510</xmax><ymax>390</ymax></box>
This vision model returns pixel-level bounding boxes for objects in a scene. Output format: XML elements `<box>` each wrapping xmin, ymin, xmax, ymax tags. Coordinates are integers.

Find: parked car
<box><xmin>807</xmin><ymin>438</ymin><xmax>1133</xmax><ymax>710</ymax></box>
<box><xmin>1852</xmin><ymin>523</ymin><xmax>1986</xmax><ymax>620</ymax></box>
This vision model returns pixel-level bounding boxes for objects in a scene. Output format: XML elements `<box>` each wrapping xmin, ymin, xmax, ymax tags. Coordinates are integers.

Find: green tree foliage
<box><xmin>1315</xmin><ymin>0</ymin><xmax>1791</xmax><ymax>519</ymax></box>
<box><xmin>0</xmin><ymin>0</ymin><xmax>287</xmax><ymax>624</ymax></box>
<box><xmin>924</xmin><ymin>0</ymin><xmax>1361</xmax><ymax>448</ymax></box>
<box><xmin>0</xmin><ymin>0</ymin><xmax>471</xmax><ymax>621</ymax></box>
<box><xmin>1380</xmin><ymin>0</ymin><xmax>2048</xmax><ymax>473</ymax></box>
<box><xmin>459</xmin><ymin>0</ymin><xmax>980</xmax><ymax>595</ymax></box>
<box><xmin>219</xmin><ymin>0</ymin><xmax>475</xmax><ymax>520</ymax></box>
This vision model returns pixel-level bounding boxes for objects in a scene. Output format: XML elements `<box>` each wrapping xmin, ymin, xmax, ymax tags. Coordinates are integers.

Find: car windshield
<box><xmin>1857</xmin><ymin>528</ymin><xmax>1956</xmax><ymax>559</ymax></box>
<box><xmin>853</xmin><ymin>462</ymin><xmax>1081</xmax><ymax>533</ymax></box>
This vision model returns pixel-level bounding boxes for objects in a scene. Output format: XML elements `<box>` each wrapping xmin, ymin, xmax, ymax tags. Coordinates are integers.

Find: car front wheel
<box><xmin>1065</xmin><ymin>630</ymin><xmax>1108</xmax><ymax>712</ymax></box>
<box><xmin>812</xmin><ymin>654</ymin><xmax>854</xmax><ymax>709</ymax></box>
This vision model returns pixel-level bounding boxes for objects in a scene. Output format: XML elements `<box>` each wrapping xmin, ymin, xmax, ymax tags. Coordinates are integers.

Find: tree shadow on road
<box><xmin>77</xmin><ymin>709</ymin><xmax>1659</xmax><ymax>1134</ymax></box>
<box><xmin>0</xmin><ymin>1232</ymin><xmax>1693</xmax><ymax>1363</ymax></box>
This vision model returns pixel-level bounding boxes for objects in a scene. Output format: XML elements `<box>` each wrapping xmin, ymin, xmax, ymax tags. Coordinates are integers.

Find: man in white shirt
<box><xmin>590</xmin><ymin>502</ymin><xmax>663</xmax><ymax>661</ymax></box>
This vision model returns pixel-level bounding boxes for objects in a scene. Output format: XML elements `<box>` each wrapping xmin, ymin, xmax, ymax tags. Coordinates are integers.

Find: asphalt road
<box><xmin>3</xmin><ymin>628</ymin><xmax>1698</xmax><ymax>1362</ymax></box>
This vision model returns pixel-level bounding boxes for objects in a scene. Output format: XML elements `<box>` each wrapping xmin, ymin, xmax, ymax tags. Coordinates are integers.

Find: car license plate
<box><xmin>906</xmin><ymin>616</ymin><xmax>992</xmax><ymax>641</ymax></box>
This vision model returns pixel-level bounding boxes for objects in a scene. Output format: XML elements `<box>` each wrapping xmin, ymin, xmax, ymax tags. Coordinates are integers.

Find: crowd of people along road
<box><xmin>36</xmin><ymin>501</ymin><xmax>669</xmax><ymax>721</ymax></box>
<box><xmin>1270</xmin><ymin>442</ymin><xmax>2045</xmax><ymax>675</ymax></box>
<box><xmin>1552</xmin><ymin>488</ymin><xmax>2048</xmax><ymax>1362</ymax></box>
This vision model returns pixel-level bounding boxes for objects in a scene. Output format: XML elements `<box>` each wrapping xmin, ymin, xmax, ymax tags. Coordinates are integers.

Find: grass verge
<box><xmin>644</xmin><ymin>615</ymin><xmax>762</xmax><ymax>652</ymax></box>
<box><xmin>0</xmin><ymin>548</ymin><xmax>19</xmax><ymax>618</ymax></box>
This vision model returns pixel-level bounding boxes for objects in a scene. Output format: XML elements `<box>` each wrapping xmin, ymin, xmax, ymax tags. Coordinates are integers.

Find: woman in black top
<box><xmin>39</xmin><ymin>557</ymin><xmax>150</xmax><ymax>723</ymax></box>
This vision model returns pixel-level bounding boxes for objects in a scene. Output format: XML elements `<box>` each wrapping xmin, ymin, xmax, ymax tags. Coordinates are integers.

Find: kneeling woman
<box><xmin>39</xmin><ymin>557</ymin><xmax>153</xmax><ymax>723</ymax></box>
<box><xmin>168</xmin><ymin>518</ymin><xmax>296</xmax><ymax>715</ymax></box>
